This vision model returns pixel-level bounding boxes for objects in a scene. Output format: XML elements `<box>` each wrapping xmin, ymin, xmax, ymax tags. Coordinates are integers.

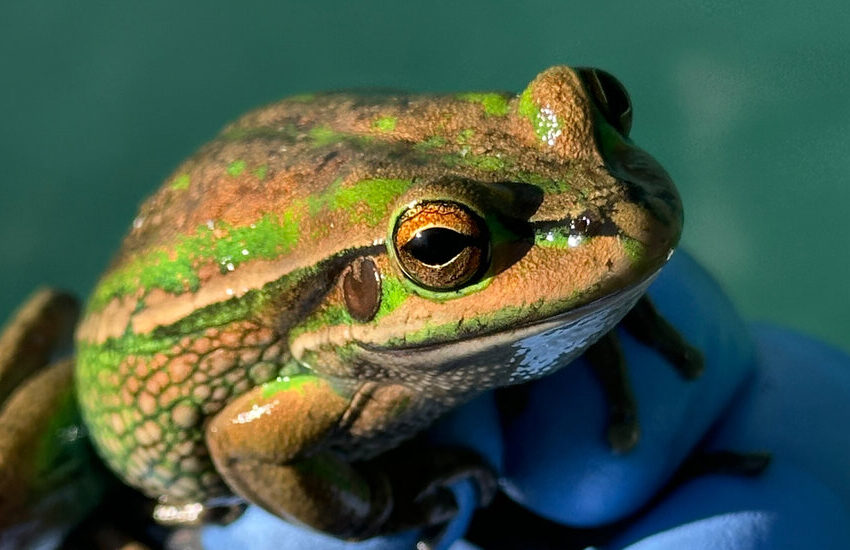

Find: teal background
<box><xmin>1</xmin><ymin>1</ymin><xmax>847</xmax><ymax>353</ymax></box>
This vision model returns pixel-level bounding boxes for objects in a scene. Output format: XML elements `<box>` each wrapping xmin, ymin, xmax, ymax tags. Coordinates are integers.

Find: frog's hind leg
<box><xmin>0</xmin><ymin>289</ymin><xmax>108</xmax><ymax>545</ymax></box>
<box><xmin>205</xmin><ymin>378</ymin><xmax>495</xmax><ymax>541</ymax></box>
<box><xmin>0</xmin><ymin>288</ymin><xmax>79</xmax><ymax>404</ymax></box>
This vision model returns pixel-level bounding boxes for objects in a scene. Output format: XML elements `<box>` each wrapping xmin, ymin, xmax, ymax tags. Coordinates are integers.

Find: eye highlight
<box><xmin>392</xmin><ymin>201</ymin><xmax>490</xmax><ymax>291</ymax></box>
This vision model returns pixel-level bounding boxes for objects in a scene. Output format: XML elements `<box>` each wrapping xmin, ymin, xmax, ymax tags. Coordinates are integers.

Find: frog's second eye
<box><xmin>392</xmin><ymin>201</ymin><xmax>490</xmax><ymax>291</ymax></box>
<box><xmin>578</xmin><ymin>67</ymin><xmax>633</xmax><ymax>136</ymax></box>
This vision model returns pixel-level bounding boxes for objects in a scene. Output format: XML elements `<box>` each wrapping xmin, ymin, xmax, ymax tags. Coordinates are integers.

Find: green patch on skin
<box><xmin>327</xmin><ymin>178</ymin><xmax>411</xmax><ymax>227</ymax></box>
<box><xmin>278</xmin><ymin>360</ymin><xmax>310</xmax><ymax>381</ymax></box>
<box><xmin>253</xmin><ymin>165</ymin><xmax>268</xmax><ymax>180</ymax></box>
<box><xmin>289</xmin><ymin>304</ymin><xmax>355</xmax><ymax>342</ymax></box>
<box><xmin>307</xmin><ymin>177</ymin><xmax>410</xmax><ymax>226</ymax></box>
<box><xmin>76</xmin><ymin>332</ymin><xmax>180</xmax><ymax>395</ymax></box>
<box><xmin>457</xmin><ymin>128</ymin><xmax>475</xmax><ymax>144</ymax></box>
<box><xmin>32</xmin><ymin>385</ymin><xmax>102</xmax><ymax>497</ymax></box>
<box><xmin>414</xmin><ymin>135</ymin><xmax>447</xmax><ymax>151</ymax></box>
<box><xmin>309</xmin><ymin>125</ymin><xmax>383</xmax><ymax>149</ymax></box>
<box><xmin>80</xmin><ymin>268</ymin><xmax>316</xmax><ymax>377</ymax></box>
<box><xmin>374</xmin><ymin>275</ymin><xmax>409</xmax><ymax>320</ymax></box>
<box><xmin>535</xmin><ymin>228</ymin><xmax>594</xmax><ymax>250</ymax></box>
<box><xmin>535</xmin><ymin>226</ymin><xmax>572</xmax><ymax>248</ymax></box>
<box><xmin>309</xmin><ymin>125</ymin><xmax>343</xmax><ymax>147</ymax></box>
<box><xmin>86</xmin><ymin>211</ymin><xmax>302</xmax><ymax>314</ymax></box>
<box><xmin>518</xmin><ymin>86</ymin><xmax>538</xmax><ymax>123</ymax></box>
<box><xmin>227</xmin><ymin>160</ymin><xmax>246</xmax><ymax>176</ymax></box>
<box><xmin>261</xmin><ymin>374</ymin><xmax>323</xmax><ymax>399</ymax></box>
<box><xmin>309</xmin><ymin>225</ymin><xmax>331</xmax><ymax>241</ymax></box>
<box><xmin>306</xmin><ymin>178</ymin><xmax>341</xmax><ymax>216</ymax></box>
<box><xmin>170</xmin><ymin>174</ymin><xmax>190</xmax><ymax>190</ymax></box>
<box><xmin>289</xmin><ymin>273</ymin><xmax>408</xmax><ymax>342</ymax></box>
<box><xmin>389</xmin><ymin>394</ymin><xmax>412</xmax><ymax>417</ymax></box>
<box><xmin>86</xmin><ymin>178</ymin><xmax>411</xmax><ymax>313</ymax></box>
<box><xmin>307</xmin><ymin>125</ymin><xmax>391</xmax><ymax>148</ymax></box>
<box><xmin>444</xmin><ymin>153</ymin><xmax>508</xmax><ymax>172</ymax></box>
<box><xmin>204</xmin><ymin>212</ymin><xmax>301</xmax><ymax>272</ymax></box>
<box><xmin>87</xmin><ymin>251</ymin><xmax>201</xmax><ymax>315</ymax></box>
<box><xmin>518</xmin><ymin>86</ymin><xmax>562</xmax><ymax>145</ymax></box>
<box><xmin>308</xmin><ymin>124</ymin><xmax>375</xmax><ymax>148</ymax></box>
<box><xmin>456</xmin><ymin>92</ymin><xmax>510</xmax><ymax>116</ymax></box>
<box><xmin>396</xmin><ymin>268</ymin><xmax>493</xmax><ymax>303</ymax></box>
<box><xmin>372</xmin><ymin>116</ymin><xmax>397</xmax><ymax>132</ymax></box>
<box><xmin>153</xmin><ymin>267</ymin><xmax>301</xmax><ymax>338</ymax></box>
<box><xmin>517</xmin><ymin>171</ymin><xmax>573</xmax><ymax>195</ymax></box>
<box><xmin>620</xmin><ymin>236</ymin><xmax>647</xmax><ymax>266</ymax></box>
<box><xmin>465</xmin><ymin>154</ymin><xmax>506</xmax><ymax>171</ymax></box>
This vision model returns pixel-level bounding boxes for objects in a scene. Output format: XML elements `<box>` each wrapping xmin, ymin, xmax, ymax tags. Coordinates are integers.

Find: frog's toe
<box><xmin>607</xmin><ymin>411</ymin><xmax>641</xmax><ymax>454</ymax></box>
<box><xmin>364</xmin><ymin>443</ymin><xmax>496</xmax><ymax>541</ymax></box>
<box><xmin>384</xmin><ymin>486</ymin><xmax>458</xmax><ymax>535</ymax></box>
<box><xmin>153</xmin><ymin>498</ymin><xmax>246</xmax><ymax>527</ymax></box>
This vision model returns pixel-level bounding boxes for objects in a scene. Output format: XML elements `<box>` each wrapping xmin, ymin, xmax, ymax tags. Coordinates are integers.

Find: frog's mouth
<box><xmin>355</xmin><ymin>265</ymin><xmax>663</xmax><ymax>377</ymax></box>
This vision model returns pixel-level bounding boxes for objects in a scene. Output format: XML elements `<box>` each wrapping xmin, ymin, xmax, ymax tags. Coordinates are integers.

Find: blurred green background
<box><xmin>1</xmin><ymin>1</ymin><xmax>847</xmax><ymax>353</ymax></box>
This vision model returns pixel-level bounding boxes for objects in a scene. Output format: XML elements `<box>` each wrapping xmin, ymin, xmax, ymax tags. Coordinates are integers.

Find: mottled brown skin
<box><xmin>67</xmin><ymin>66</ymin><xmax>688</xmax><ymax>540</ymax></box>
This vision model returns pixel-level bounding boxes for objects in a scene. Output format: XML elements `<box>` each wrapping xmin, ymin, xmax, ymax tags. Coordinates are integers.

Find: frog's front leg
<box><xmin>586</xmin><ymin>296</ymin><xmax>705</xmax><ymax>452</ymax></box>
<box><xmin>205</xmin><ymin>376</ymin><xmax>495</xmax><ymax>540</ymax></box>
<box><xmin>621</xmin><ymin>295</ymin><xmax>704</xmax><ymax>379</ymax></box>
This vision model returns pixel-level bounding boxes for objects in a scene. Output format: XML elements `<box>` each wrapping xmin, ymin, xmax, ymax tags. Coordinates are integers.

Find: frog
<box><xmin>0</xmin><ymin>66</ymin><xmax>702</xmax><ymax>546</ymax></box>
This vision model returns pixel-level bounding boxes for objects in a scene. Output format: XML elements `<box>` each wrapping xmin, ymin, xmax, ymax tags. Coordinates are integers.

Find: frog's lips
<box><xmin>358</xmin><ymin>263</ymin><xmax>665</xmax><ymax>362</ymax></box>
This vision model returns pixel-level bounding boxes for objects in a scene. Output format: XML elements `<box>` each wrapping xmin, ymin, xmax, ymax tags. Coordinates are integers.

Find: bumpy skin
<box><xmin>73</xmin><ymin>66</ymin><xmax>682</xmax><ymax>532</ymax></box>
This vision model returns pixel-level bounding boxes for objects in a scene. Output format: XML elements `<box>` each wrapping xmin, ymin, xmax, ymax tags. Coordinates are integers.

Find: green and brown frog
<box><xmin>0</xmin><ymin>66</ymin><xmax>701</xmax><ymax>546</ymax></box>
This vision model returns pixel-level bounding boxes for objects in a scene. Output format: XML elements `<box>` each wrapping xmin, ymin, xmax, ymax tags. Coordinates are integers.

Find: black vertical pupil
<box><xmin>402</xmin><ymin>227</ymin><xmax>474</xmax><ymax>265</ymax></box>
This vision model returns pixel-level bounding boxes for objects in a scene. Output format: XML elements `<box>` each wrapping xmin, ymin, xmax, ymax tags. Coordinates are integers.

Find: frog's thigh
<box><xmin>0</xmin><ymin>358</ymin><xmax>76</xmax><ymax>526</ymax></box>
<box><xmin>205</xmin><ymin>375</ymin><xmax>387</xmax><ymax>538</ymax></box>
<box><xmin>0</xmin><ymin>288</ymin><xmax>78</xmax><ymax>404</ymax></box>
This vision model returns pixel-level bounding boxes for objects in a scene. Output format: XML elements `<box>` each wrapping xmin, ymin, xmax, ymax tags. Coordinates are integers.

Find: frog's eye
<box><xmin>392</xmin><ymin>201</ymin><xmax>490</xmax><ymax>291</ymax></box>
<box><xmin>577</xmin><ymin>67</ymin><xmax>633</xmax><ymax>136</ymax></box>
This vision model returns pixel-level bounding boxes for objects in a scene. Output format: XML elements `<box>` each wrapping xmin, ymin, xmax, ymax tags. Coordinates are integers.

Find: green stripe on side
<box><xmin>87</xmin><ymin>178</ymin><xmax>412</xmax><ymax>314</ymax></box>
<box><xmin>456</xmin><ymin>92</ymin><xmax>511</xmax><ymax>116</ymax></box>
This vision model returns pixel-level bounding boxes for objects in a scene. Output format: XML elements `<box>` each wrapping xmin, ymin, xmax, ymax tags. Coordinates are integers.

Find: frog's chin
<box><xmin>356</xmin><ymin>266</ymin><xmax>663</xmax><ymax>379</ymax></box>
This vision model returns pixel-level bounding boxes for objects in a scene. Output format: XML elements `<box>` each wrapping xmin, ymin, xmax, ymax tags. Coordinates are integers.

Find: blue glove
<box><xmin>202</xmin><ymin>251</ymin><xmax>850</xmax><ymax>549</ymax></box>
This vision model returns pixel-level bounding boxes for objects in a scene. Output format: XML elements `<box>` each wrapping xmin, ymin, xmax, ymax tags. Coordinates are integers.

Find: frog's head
<box><xmin>290</xmin><ymin>66</ymin><xmax>682</xmax><ymax>391</ymax></box>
